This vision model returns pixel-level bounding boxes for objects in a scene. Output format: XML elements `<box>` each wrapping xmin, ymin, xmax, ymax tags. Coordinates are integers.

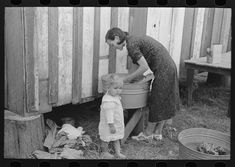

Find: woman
<box><xmin>105</xmin><ymin>27</ymin><xmax>180</xmax><ymax>141</ymax></box>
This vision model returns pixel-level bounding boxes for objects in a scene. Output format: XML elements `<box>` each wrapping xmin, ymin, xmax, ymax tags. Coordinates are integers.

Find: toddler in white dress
<box><xmin>99</xmin><ymin>74</ymin><xmax>126</xmax><ymax>159</ymax></box>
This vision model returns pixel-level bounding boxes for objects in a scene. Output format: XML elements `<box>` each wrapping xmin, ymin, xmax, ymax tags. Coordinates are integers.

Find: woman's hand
<box><xmin>109</xmin><ymin>124</ymin><xmax>116</xmax><ymax>134</ymax></box>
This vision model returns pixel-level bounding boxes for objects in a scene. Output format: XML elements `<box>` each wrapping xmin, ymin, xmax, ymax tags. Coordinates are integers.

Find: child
<box><xmin>98</xmin><ymin>74</ymin><xmax>126</xmax><ymax>159</ymax></box>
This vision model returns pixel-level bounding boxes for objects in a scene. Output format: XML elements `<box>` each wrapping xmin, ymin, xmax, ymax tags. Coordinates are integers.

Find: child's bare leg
<box><xmin>154</xmin><ymin>120</ymin><xmax>166</xmax><ymax>135</ymax></box>
<box><xmin>113</xmin><ymin>140</ymin><xmax>126</xmax><ymax>158</ymax></box>
<box><xmin>144</xmin><ymin>121</ymin><xmax>157</xmax><ymax>136</ymax></box>
<box><xmin>100</xmin><ymin>140</ymin><xmax>114</xmax><ymax>159</ymax></box>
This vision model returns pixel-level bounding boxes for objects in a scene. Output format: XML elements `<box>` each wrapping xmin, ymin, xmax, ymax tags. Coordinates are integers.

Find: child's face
<box><xmin>108</xmin><ymin>82</ymin><xmax>123</xmax><ymax>96</ymax></box>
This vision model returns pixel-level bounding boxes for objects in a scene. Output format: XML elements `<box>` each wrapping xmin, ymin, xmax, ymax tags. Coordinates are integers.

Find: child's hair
<box><xmin>105</xmin><ymin>27</ymin><xmax>129</xmax><ymax>45</ymax></box>
<box><xmin>102</xmin><ymin>74</ymin><xmax>123</xmax><ymax>92</ymax></box>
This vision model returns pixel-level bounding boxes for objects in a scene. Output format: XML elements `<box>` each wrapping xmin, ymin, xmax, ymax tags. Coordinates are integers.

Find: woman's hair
<box><xmin>105</xmin><ymin>27</ymin><xmax>129</xmax><ymax>44</ymax></box>
<box><xmin>102</xmin><ymin>74</ymin><xmax>123</xmax><ymax>91</ymax></box>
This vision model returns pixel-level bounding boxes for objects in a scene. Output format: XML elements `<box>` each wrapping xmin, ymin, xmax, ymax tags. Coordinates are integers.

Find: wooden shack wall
<box><xmin>5</xmin><ymin>7</ymin><xmax>231</xmax><ymax>114</ymax></box>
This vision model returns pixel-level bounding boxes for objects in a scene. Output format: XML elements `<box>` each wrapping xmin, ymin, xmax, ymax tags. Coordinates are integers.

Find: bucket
<box><xmin>101</xmin><ymin>73</ymin><xmax>150</xmax><ymax>109</ymax></box>
<box><xmin>178</xmin><ymin>128</ymin><xmax>230</xmax><ymax>160</ymax></box>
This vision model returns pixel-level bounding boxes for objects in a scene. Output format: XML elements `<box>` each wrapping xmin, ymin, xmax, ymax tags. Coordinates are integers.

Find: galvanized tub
<box><xmin>101</xmin><ymin>73</ymin><xmax>151</xmax><ymax>109</ymax></box>
<box><xmin>178</xmin><ymin>128</ymin><xmax>230</xmax><ymax>160</ymax></box>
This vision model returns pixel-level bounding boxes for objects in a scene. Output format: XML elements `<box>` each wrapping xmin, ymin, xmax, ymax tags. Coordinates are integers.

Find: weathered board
<box><xmin>179</xmin><ymin>8</ymin><xmax>195</xmax><ymax>78</ymax></box>
<box><xmin>81</xmin><ymin>7</ymin><xmax>94</xmax><ymax>99</ymax></box>
<box><xmin>48</xmin><ymin>7</ymin><xmax>59</xmax><ymax>105</ymax></box>
<box><xmin>211</xmin><ymin>8</ymin><xmax>224</xmax><ymax>44</ymax></box>
<box><xmin>108</xmin><ymin>7</ymin><xmax>118</xmax><ymax>74</ymax></box>
<box><xmin>158</xmin><ymin>8</ymin><xmax>173</xmax><ymax>51</ymax></box>
<box><xmin>24</xmin><ymin>7</ymin><xmax>39</xmax><ymax>114</ymax></box>
<box><xmin>92</xmin><ymin>7</ymin><xmax>101</xmax><ymax>96</ymax></box>
<box><xmin>98</xmin><ymin>7</ymin><xmax>111</xmax><ymax>93</ymax></box>
<box><xmin>169</xmin><ymin>8</ymin><xmax>185</xmax><ymax>76</ymax></box>
<box><xmin>192</xmin><ymin>8</ymin><xmax>205</xmax><ymax>59</ymax></box>
<box><xmin>5</xmin><ymin>8</ymin><xmax>26</xmax><ymax>116</ymax></box>
<box><xmin>57</xmin><ymin>7</ymin><xmax>73</xmax><ymax>106</ymax></box>
<box><xmin>35</xmin><ymin>7</ymin><xmax>52</xmax><ymax>113</ymax></box>
<box><xmin>220</xmin><ymin>8</ymin><xmax>231</xmax><ymax>53</ymax></box>
<box><xmin>72</xmin><ymin>7</ymin><xmax>83</xmax><ymax>104</ymax></box>
<box><xmin>128</xmin><ymin>7</ymin><xmax>148</xmax><ymax>73</ymax></box>
<box><xmin>200</xmin><ymin>8</ymin><xmax>215</xmax><ymax>58</ymax></box>
<box><xmin>116</xmin><ymin>7</ymin><xmax>129</xmax><ymax>73</ymax></box>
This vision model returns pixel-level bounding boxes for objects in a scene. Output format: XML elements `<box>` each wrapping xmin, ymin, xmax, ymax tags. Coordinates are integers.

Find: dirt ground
<box><xmin>44</xmin><ymin>72</ymin><xmax>230</xmax><ymax>159</ymax></box>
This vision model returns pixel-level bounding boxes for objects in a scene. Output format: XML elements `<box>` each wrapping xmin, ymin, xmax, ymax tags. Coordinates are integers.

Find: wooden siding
<box><xmin>5</xmin><ymin>8</ymin><xmax>26</xmax><ymax>115</ymax></box>
<box><xmin>5</xmin><ymin>7</ymin><xmax>231</xmax><ymax>114</ymax></box>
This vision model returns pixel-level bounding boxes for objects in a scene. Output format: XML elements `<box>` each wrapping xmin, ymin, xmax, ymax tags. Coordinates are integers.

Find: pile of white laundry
<box><xmin>31</xmin><ymin>119</ymin><xmax>92</xmax><ymax>159</ymax></box>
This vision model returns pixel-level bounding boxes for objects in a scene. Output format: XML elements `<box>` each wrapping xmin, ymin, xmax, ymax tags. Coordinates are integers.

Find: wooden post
<box><xmin>186</xmin><ymin>68</ymin><xmax>194</xmax><ymax>106</ymax></box>
<box><xmin>121</xmin><ymin>108</ymin><xmax>143</xmax><ymax>144</ymax></box>
<box><xmin>4</xmin><ymin>110</ymin><xmax>44</xmax><ymax>158</ymax></box>
<box><xmin>133</xmin><ymin>107</ymin><xmax>148</xmax><ymax>135</ymax></box>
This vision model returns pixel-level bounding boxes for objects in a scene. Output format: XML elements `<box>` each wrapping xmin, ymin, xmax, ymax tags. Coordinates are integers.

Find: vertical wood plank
<box><xmin>24</xmin><ymin>7</ymin><xmax>36</xmax><ymax>113</ymax></box>
<box><xmin>38</xmin><ymin>79</ymin><xmax>52</xmax><ymax>113</ymax></box>
<box><xmin>92</xmin><ymin>7</ymin><xmax>101</xmax><ymax>96</ymax></box>
<box><xmin>99</xmin><ymin>7</ymin><xmax>111</xmax><ymax>57</ymax></box>
<box><xmin>5</xmin><ymin>7</ymin><xmax>26</xmax><ymax>116</ymax></box>
<box><xmin>108</xmin><ymin>7</ymin><xmax>118</xmax><ymax>74</ymax></box>
<box><xmin>127</xmin><ymin>7</ymin><xmax>148</xmax><ymax>72</ymax></box>
<box><xmin>179</xmin><ymin>8</ymin><xmax>195</xmax><ymax>78</ymax></box>
<box><xmin>189</xmin><ymin>8</ymin><xmax>198</xmax><ymax>59</ymax></box>
<box><xmin>24</xmin><ymin>7</ymin><xmax>39</xmax><ymax>114</ymax></box>
<box><xmin>57</xmin><ymin>7</ymin><xmax>73</xmax><ymax>106</ymax></box>
<box><xmin>35</xmin><ymin>7</ymin><xmax>49</xmax><ymax>79</ymax></box>
<box><xmin>72</xmin><ymin>7</ymin><xmax>83</xmax><ymax>104</ymax></box>
<box><xmin>129</xmin><ymin>8</ymin><xmax>148</xmax><ymax>36</ymax></box>
<box><xmin>146</xmin><ymin>8</ymin><xmax>161</xmax><ymax>40</ymax></box>
<box><xmin>169</xmin><ymin>8</ymin><xmax>185</xmax><ymax>77</ymax></box>
<box><xmin>220</xmin><ymin>8</ymin><xmax>231</xmax><ymax>53</ymax></box>
<box><xmin>48</xmin><ymin>7</ymin><xmax>59</xmax><ymax>105</ymax></box>
<box><xmin>35</xmin><ymin>7</ymin><xmax>52</xmax><ymax>112</ymax></box>
<box><xmin>116</xmin><ymin>7</ymin><xmax>129</xmax><ymax>73</ymax></box>
<box><xmin>5</xmin><ymin>41</ymin><xmax>8</xmax><ymax>108</ymax></box>
<box><xmin>82</xmin><ymin>7</ymin><xmax>95</xmax><ymax>98</ymax></box>
<box><xmin>158</xmin><ymin>8</ymin><xmax>173</xmax><ymax>51</ymax></box>
<box><xmin>192</xmin><ymin>8</ymin><xmax>205</xmax><ymax>59</ymax></box>
<box><xmin>200</xmin><ymin>8</ymin><xmax>215</xmax><ymax>58</ymax></box>
<box><xmin>211</xmin><ymin>8</ymin><xmax>224</xmax><ymax>44</ymax></box>
<box><xmin>146</xmin><ymin>8</ymin><xmax>173</xmax><ymax>50</ymax></box>
<box><xmin>98</xmin><ymin>7</ymin><xmax>111</xmax><ymax>93</ymax></box>
<box><xmin>227</xmin><ymin>26</ymin><xmax>231</xmax><ymax>51</ymax></box>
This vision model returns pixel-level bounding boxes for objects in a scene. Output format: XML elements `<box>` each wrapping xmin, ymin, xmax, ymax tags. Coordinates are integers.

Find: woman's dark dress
<box><xmin>126</xmin><ymin>35</ymin><xmax>180</xmax><ymax>122</ymax></box>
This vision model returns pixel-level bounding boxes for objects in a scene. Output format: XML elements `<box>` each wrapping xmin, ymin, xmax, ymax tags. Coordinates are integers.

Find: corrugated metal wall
<box><xmin>5</xmin><ymin>7</ymin><xmax>231</xmax><ymax>115</ymax></box>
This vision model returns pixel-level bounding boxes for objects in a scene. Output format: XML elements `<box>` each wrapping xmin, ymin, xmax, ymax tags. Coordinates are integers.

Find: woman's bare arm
<box><xmin>123</xmin><ymin>56</ymin><xmax>150</xmax><ymax>83</ymax></box>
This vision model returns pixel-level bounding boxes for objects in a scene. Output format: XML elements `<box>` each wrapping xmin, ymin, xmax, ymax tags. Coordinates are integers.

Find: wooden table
<box><xmin>184</xmin><ymin>51</ymin><xmax>231</xmax><ymax>106</ymax></box>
